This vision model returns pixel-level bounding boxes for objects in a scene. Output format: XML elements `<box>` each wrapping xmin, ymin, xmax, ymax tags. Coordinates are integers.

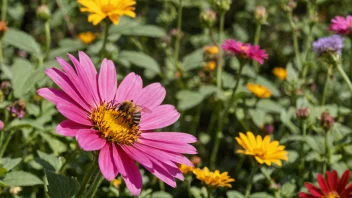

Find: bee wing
<box><xmin>136</xmin><ymin>105</ymin><xmax>152</xmax><ymax>113</ymax></box>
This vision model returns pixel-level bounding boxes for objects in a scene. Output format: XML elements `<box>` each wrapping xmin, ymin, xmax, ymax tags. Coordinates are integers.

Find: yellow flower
<box><xmin>78</xmin><ymin>0</ymin><xmax>136</xmax><ymax>25</ymax></box>
<box><xmin>207</xmin><ymin>61</ymin><xmax>217</xmax><ymax>71</ymax></box>
<box><xmin>204</xmin><ymin>45</ymin><xmax>219</xmax><ymax>55</ymax></box>
<box><xmin>78</xmin><ymin>32</ymin><xmax>96</xmax><ymax>45</ymax></box>
<box><xmin>179</xmin><ymin>164</ymin><xmax>194</xmax><ymax>174</ymax></box>
<box><xmin>272</xmin><ymin>67</ymin><xmax>288</xmax><ymax>80</ymax></box>
<box><xmin>247</xmin><ymin>83</ymin><xmax>272</xmax><ymax>98</ymax></box>
<box><xmin>193</xmin><ymin>167</ymin><xmax>235</xmax><ymax>188</ymax></box>
<box><xmin>111</xmin><ymin>178</ymin><xmax>122</xmax><ymax>188</ymax></box>
<box><xmin>235</xmin><ymin>132</ymin><xmax>288</xmax><ymax>166</ymax></box>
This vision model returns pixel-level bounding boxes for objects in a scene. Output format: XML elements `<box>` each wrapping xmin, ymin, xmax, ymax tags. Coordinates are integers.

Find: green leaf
<box><xmin>249</xmin><ymin>109</ymin><xmax>266</xmax><ymax>128</ymax></box>
<box><xmin>151</xmin><ymin>191</ymin><xmax>173</xmax><ymax>198</ymax></box>
<box><xmin>40</xmin><ymin>133</ymin><xmax>68</xmax><ymax>155</ymax></box>
<box><xmin>257</xmin><ymin>99</ymin><xmax>284</xmax><ymax>113</ymax></box>
<box><xmin>11</xmin><ymin>58</ymin><xmax>33</xmax><ymax>98</ymax></box>
<box><xmin>3</xmin><ymin>28</ymin><xmax>42</xmax><ymax>57</ymax></box>
<box><xmin>176</xmin><ymin>90</ymin><xmax>204</xmax><ymax>111</ymax></box>
<box><xmin>251</xmin><ymin>192</ymin><xmax>274</xmax><ymax>198</ymax></box>
<box><xmin>7</xmin><ymin>119</ymin><xmax>45</xmax><ymax>131</ymax></box>
<box><xmin>281</xmin><ymin>182</ymin><xmax>296</xmax><ymax>197</ymax></box>
<box><xmin>45</xmin><ymin>169</ymin><xmax>80</xmax><ymax>198</ymax></box>
<box><xmin>182</xmin><ymin>49</ymin><xmax>203</xmax><ymax>71</ymax></box>
<box><xmin>36</xmin><ymin>151</ymin><xmax>62</xmax><ymax>172</ymax></box>
<box><xmin>119</xmin><ymin>51</ymin><xmax>160</xmax><ymax>73</ymax></box>
<box><xmin>227</xmin><ymin>190</ymin><xmax>244</xmax><ymax>198</ymax></box>
<box><xmin>3</xmin><ymin>171</ymin><xmax>43</xmax><ymax>186</ymax></box>
<box><xmin>0</xmin><ymin>158</ymin><xmax>22</xmax><ymax>171</ymax></box>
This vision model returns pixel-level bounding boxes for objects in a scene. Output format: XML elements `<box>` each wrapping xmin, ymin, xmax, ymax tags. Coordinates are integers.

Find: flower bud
<box><xmin>36</xmin><ymin>5</ymin><xmax>51</xmax><ymax>21</ymax></box>
<box><xmin>255</xmin><ymin>6</ymin><xmax>268</xmax><ymax>24</ymax></box>
<box><xmin>206</xmin><ymin>61</ymin><xmax>217</xmax><ymax>71</ymax></box>
<box><xmin>263</xmin><ymin>124</ymin><xmax>274</xmax><ymax>134</ymax></box>
<box><xmin>170</xmin><ymin>28</ymin><xmax>183</xmax><ymax>39</ymax></box>
<box><xmin>212</xmin><ymin>0</ymin><xmax>231</xmax><ymax>13</ymax></box>
<box><xmin>0</xmin><ymin>20</ymin><xmax>7</xmax><ymax>38</ymax></box>
<box><xmin>111</xmin><ymin>178</ymin><xmax>122</xmax><ymax>188</ymax></box>
<box><xmin>9</xmin><ymin>187</ymin><xmax>22</xmax><ymax>195</ymax></box>
<box><xmin>0</xmin><ymin>120</ymin><xmax>4</xmax><ymax>131</ymax></box>
<box><xmin>320</xmin><ymin>111</ymin><xmax>334</xmax><ymax>130</ymax></box>
<box><xmin>296</xmin><ymin>108</ymin><xmax>310</xmax><ymax>119</ymax></box>
<box><xmin>282</xmin><ymin>0</ymin><xmax>297</xmax><ymax>12</ymax></box>
<box><xmin>0</xmin><ymin>80</ymin><xmax>11</xmax><ymax>95</ymax></box>
<box><xmin>191</xmin><ymin>156</ymin><xmax>201</xmax><ymax>167</ymax></box>
<box><xmin>200</xmin><ymin>9</ymin><xmax>217</xmax><ymax>28</ymax></box>
<box><xmin>204</xmin><ymin>45</ymin><xmax>219</xmax><ymax>55</ymax></box>
<box><xmin>8</xmin><ymin>99</ymin><xmax>26</xmax><ymax>119</ymax></box>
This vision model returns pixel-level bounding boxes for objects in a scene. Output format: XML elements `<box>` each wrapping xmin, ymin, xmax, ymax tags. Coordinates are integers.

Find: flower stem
<box><xmin>253</xmin><ymin>23</ymin><xmax>262</xmax><ymax>74</ymax></box>
<box><xmin>174</xmin><ymin>0</ymin><xmax>183</xmax><ymax>69</ymax></box>
<box><xmin>76</xmin><ymin>155</ymin><xmax>99</xmax><ymax>198</ymax></box>
<box><xmin>216</xmin><ymin>12</ymin><xmax>225</xmax><ymax>89</ymax></box>
<box><xmin>323</xmin><ymin>130</ymin><xmax>331</xmax><ymax>173</ymax></box>
<box><xmin>287</xmin><ymin>12</ymin><xmax>302</xmax><ymax>69</ymax></box>
<box><xmin>245</xmin><ymin>161</ymin><xmax>258</xmax><ymax>198</ymax></box>
<box><xmin>85</xmin><ymin>170</ymin><xmax>104</xmax><ymax>198</ymax></box>
<box><xmin>226</xmin><ymin>63</ymin><xmax>244</xmax><ymax>112</ymax></box>
<box><xmin>0</xmin><ymin>130</ymin><xmax>14</xmax><ymax>158</ymax></box>
<box><xmin>100</xmin><ymin>20</ymin><xmax>110</xmax><ymax>57</ymax></box>
<box><xmin>336</xmin><ymin>62</ymin><xmax>352</xmax><ymax>96</ymax></box>
<box><xmin>321</xmin><ymin>64</ymin><xmax>332</xmax><ymax>105</ymax></box>
<box><xmin>44</xmin><ymin>20</ymin><xmax>51</xmax><ymax>60</ymax></box>
<box><xmin>261</xmin><ymin>168</ymin><xmax>280</xmax><ymax>198</ymax></box>
<box><xmin>298</xmin><ymin>121</ymin><xmax>307</xmax><ymax>183</ymax></box>
<box><xmin>1</xmin><ymin>0</ymin><xmax>7</xmax><ymax>21</ymax></box>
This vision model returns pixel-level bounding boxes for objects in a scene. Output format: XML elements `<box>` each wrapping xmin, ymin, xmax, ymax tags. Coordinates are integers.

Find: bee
<box><xmin>117</xmin><ymin>100</ymin><xmax>151</xmax><ymax>124</ymax></box>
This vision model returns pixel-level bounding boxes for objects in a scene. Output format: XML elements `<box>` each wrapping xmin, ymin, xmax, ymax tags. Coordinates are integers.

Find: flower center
<box><xmin>253</xmin><ymin>148</ymin><xmax>266</xmax><ymax>158</ymax></box>
<box><xmin>101</xmin><ymin>3</ymin><xmax>115</xmax><ymax>14</ymax></box>
<box><xmin>89</xmin><ymin>101</ymin><xmax>140</xmax><ymax>145</ymax></box>
<box><xmin>240</xmin><ymin>45</ymin><xmax>250</xmax><ymax>52</ymax></box>
<box><xmin>324</xmin><ymin>192</ymin><xmax>340</xmax><ymax>198</ymax></box>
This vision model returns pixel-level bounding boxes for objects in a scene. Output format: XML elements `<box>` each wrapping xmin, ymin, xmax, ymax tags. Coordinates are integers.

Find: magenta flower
<box><xmin>221</xmin><ymin>39</ymin><xmax>268</xmax><ymax>64</ymax></box>
<box><xmin>329</xmin><ymin>15</ymin><xmax>352</xmax><ymax>35</ymax></box>
<box><xmin>37</xmin><ymin>51</ymin><xmax>197</xmax><ymax>196</ymax></box>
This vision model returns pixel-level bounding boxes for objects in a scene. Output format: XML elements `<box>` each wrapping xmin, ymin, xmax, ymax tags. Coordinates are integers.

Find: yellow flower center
<box><xmin>240</xmin><ymin>45</ymin><xmax>249</xmax><ymax>52</ymax></box>
<box><xmin>253</xmin><ymin>148</ymin><xmax>266</xmax><ymax>158</ymax></box>
<box><xmin>324</xmin><ymin>192</ymin><xmax>340</xmax><ymax>198</ymax></box>
<box><xmin>89</xmin><ymin>102</ymin><xmax>140</xmax><ymax>145</ymax></box>
<box><xmin>101</xmin><ymin>4</ymin><xmax>115</xmax><ymax>14</ymax></box>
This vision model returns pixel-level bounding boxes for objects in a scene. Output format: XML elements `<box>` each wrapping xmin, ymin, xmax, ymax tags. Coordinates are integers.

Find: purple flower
<box><xmin>312</xmin><ymin>35</ymin><xmax>344</xmax><ymax>56</ymax></box>
<box><xmin>0</xmin><ymin>120</ymin><xmax>4</xmax><ymax>130</ymax></box>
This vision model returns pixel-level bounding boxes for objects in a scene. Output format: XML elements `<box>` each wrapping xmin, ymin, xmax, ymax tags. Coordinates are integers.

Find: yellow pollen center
<box><xmin>240</xmin><ymin>45</ymin><xmax>249</xmax><ymax>52</ymax></box>
<box><xmin>89</xmin><ymin>103</ymin><xmax>140</xmax><ymax>145</ymax></box>
<box><xmin>324</xmin><ymin>192</ymin><xmax>340</xmax><ymax>198</ymax></box>
<box><xmin>253</xmin><ymin>148</ymin><xmax>266</xmax><ymax>158</ymax></box>
<box><xmin>101</xmin><ymin>4</ymin><xmax>115</xmax><ymax>13</ymax></box>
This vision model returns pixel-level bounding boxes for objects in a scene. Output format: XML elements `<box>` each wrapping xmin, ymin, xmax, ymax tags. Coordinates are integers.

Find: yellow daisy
<box><xmin>204</xmin><ymin>45</ymin><xmax>219</xmax><ymax>55</ymax></box>
<box><xmin>247</xmin><ymin>83</ymin><xmax>272</xmax><ymax>98</ymax></box>
<box><xmin>207</xmin><ymin>61</ymin><xmax>217</xmax><ymax>71</ymax></box>
<box><xmin>235</xmin><ymin>132</ymin><xmax>288</xmax><ymax>166</ymax></box>
<box><xmin>272</xmin><ymin>67</ymin><xmax>288</xmax><ymax>80</ymax></box>
<box><xmin>78</xmin><ymin>0</ymin><xmax>136</xmax><ymax>25</ymax></box>
<box><xmin>78</xmin><ymin>32</ymin><xmax>96</xmax><ymax>45</ymax></box>
<box><xmin>111</xmin><ymin>178</ymin><xmax>122</xmax><ymax>188</ymax></box>
<box><xmin>179</xmin><ymin>164</ymin><xmax>194</xmax><ymax>174</ymax></box>
<box><xmin>193</xmin><ymin>167</ymin><xmax>235</xmax><ymax>188</ymax></box>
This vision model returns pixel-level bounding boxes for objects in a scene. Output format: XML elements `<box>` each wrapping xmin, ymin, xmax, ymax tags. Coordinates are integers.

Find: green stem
<box><xmin>159</xmin><ymin>179</ymin><xmax>165</xmax><ymax>191</ymax></box>
<box><xmin>301</xmin><ymin>2</ymin><xmax>316</xmax><ymax>78</ymax></box>
<box><xmin>210</xmin><ymin>102</ymin><xmax>223</xmax><ymax>169</ymax></box>
<box><xmin>216</xmin><ymin>12</ymin><xmax>225</xmax><ymax>89</ymax></box>
<box><xmin>226</xmin><ymin>64</ymin><xmax>244</xmax><ymax>112</ymax></box>
<box><xmin>261</xmin><ymin>168</ymin><xmax>280</xmax><ymax>198</ymax></box>
<box><xmin>174</xmin><ymin>0</ymin><xmax>183</xmax><ymax>69</ymax></box>
<box><xmin>336</xmin><ymin>61</ymin><xmax>352</xmax><ymax>95</ymax></box>
<box><xmin>44</xmin><ymin>20</ymin><xmax>51</xmax><ymax>60</ymax></box>
<box><xmin>298</xmin><ymin>121</ymin><xmax>307</xmax><ymax>183</ymax></box>
<box><xmin>100</xmin><ymin>20</ymin><xmax>110</xmax><ymax>57</ymax></box>
<box><xmin>253</xmin><ymin>23</ymin><xmax>262</xmax><ymax>74</ymax></box>
<box><xmin>0</xmin><ymin>130</ymin><xmax>14</xmax><ymax>158</ymax></box>
<box><xmin>0</xmin><ymin>40</ymin><xmax>3</xmax><ymax>69</ymax></box>
<box><xmin>76</xmin><ymin>155</ymin><xmax>99</xmax><ymax>198</ymax></box>
<box><xmin>321</xmin><ymin>64</ymin><xmax>332</xmax><ymax>105</ymax></box>
<box><xmin>287</xmin><ymin>12</ymin><xmax>302</xmax><ymax>69</ymax></box>
<box><xmin>323</xmin><ymin>130</ymin><xmax>331</xmax><ymax>173</ymax></box>
<box><xmin>1</xmin><ymin>0</ymin><xmax>7</xmax><ymax>21</ymax></box>
<box><xmin>206</xmin><ymin>186</ymin><xmax>215</xmax><ymax>198</ymax></box>
<box><xmin>84</xmin><ymin>170</ymin><xmax>104</xmax><ymax>198</ymax></box>
<box><xmin>245</xmin><ymin>161</ymin><xmax>258</xmax><ymax>198</ymax></box>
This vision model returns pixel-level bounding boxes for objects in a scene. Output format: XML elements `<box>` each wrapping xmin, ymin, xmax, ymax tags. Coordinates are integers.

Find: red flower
<box><xmin>299</xmin><ymin>170</ymin><xmax>352</xmax><ymax>198</ymax></box>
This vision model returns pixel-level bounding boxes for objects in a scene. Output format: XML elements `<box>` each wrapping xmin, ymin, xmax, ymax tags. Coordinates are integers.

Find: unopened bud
<box><xmin>200</xmin><ymin>9</ymin><xmax>217</xmax><ymax>28</ymax></box>
<box><xmin>0</xmin><ymin>120</ymin><xmax>4</xmax><ymax>131</ymax></box>
<box><xmin>296</xmin><ymin>108</ymin><xmax>310</xmax><ymax>119</ymax></box>
<box><xmin>282</xmin><ymin>0</ymin><xmax>297</xmax><ymax>12</ymax></box>
<box><xmin>191</xmin><ymin>156</ymin><xmax>201</xmax><ymax>167</ymax></box>
<box><xmin>212</xmin><ymin>0</ymin><xmax>231</xmax><ymax>13</ymax></box>
<box><xmin>320</xmin><ymin>111</ymin><xmax>334</xmax><ymax>130</ymax></box>
<box><xmin>263</xmin><ymin>124</ymin><xmax>274</xmax><ymax>134</ymax></box>
<box><xmin>255</xmin><ymin>6</ymin><xmax>268</xmax><ymax>24</ymax></box>
<box><xmin>170</xmin><ymin>28</ymin><xmax>183</xmax><ymax>39</ymax></box>
<box><xmin>0</xmin><ymin>20</ymin><xmax>8</xmax><ymax>38</ymax></box>
<box><xmin>206</xmin><ymin>61</ymin><xmax>217</xmax><ymax>71</ymax></box>
<box><xmin>36</xmin><ymin>5</ymin><xmax>51</xmax><ymax>21</ymax></box>
<box><xmin>9</xmin><ymin>187</ymin><xmax>22</xmax><ymax>195</ymax></box>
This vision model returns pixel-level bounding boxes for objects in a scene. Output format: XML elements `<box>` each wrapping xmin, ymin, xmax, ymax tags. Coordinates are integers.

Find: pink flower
<box><xmin>37</xmin><ymin>51</ymin><xmax>197</xmax><ymax>196</ymax></box>
<box><xmin>329</xmin><ymin>15</ymin><xmax>352</xmax><ymax>35</ymax></box>
<box><xmin>221</xmin><ymin>39</ymin><xmax>268</xmax><ymax>64</ymax></box>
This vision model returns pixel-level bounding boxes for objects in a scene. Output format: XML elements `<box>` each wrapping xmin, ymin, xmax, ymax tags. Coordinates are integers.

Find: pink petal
<box><xmin>45</xmin><ymin>68</ymin><xmax>91</xmax><ymax>111</ymax></box>
<box><xmin>99</xmin><ymin>143</ymin><xmax>118</xmax><ymax>181</ymax></box>
<box><xmin>113</xmin><ymin>146</ymin><xmax>142</xmax><ymax>196</ymax></box>
<box><xmin>138</xmin><ymin>138</ymin><xmax>197</xmax><ymax>154</ymax></box>
<box><xmin>98</xmin><ymin>59</ymin><xmax>117</xmax><ymax>103</ymax></box>
<box><xmin>57</xmin><ymin>57</ymin><xmax>96</xmax><ymax>108</ymax></box>
<box><xmin>139</xmin><ymin>105</ymin><xmax>180</xmax><ymax>130</ymax></box>
<box><xmin>132</xmin><ymin>83</ymin><xmax>166</xmax><ymax>109</ymax></box>
<box><xmin>56</xmin><ymin>103</ymin><xmax>91</xmax><ymax>126</ymax></box>
<box><xmin>134</xmin><ymin>143</ymin><xmax>193</xmax><ymax>167</ymax></box>
<box><xmin>143</xmin><ymin>153</ymin><xmax>182</xmax><ymax>181</ymax></box>
<box><xmin>76</xmin><ymin>129</ymin><xmax>106</xmax><ymax>151</ymax></box>
<box><xmin>37</xmin><ymin>88</ymin><xmax>71</xmax><ymax>105</ymax></box>
<box><xmin>56</xmin><ymin>120</ymin><xmax>89</xmax><ymax>137</ymax></box>
<box><xmin>143</xmin><ymin>159</ymin><xmax>176</xmax><ymax>188</ymax></box>
<box><xmin>115</xmin><ymin>72</ymin><xmax>142</xmax><ymax>102</ymax></box>
<box><xmin>120</xmin><ymin>145</ymin><xmax>153</xmax><ymax>169</ymax></box>
<box><xmin>140</xmin><ymin>132</ymin><xmax>197</xmax><ymax>144</ymax></box>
